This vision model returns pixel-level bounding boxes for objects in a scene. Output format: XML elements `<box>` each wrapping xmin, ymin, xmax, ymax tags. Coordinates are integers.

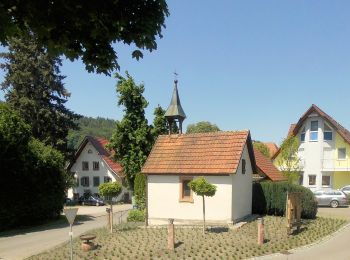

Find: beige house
<box><xmin>142</xmin><ymin>131</ymin><xmax>256</xmax><ymax>225</ymax></box>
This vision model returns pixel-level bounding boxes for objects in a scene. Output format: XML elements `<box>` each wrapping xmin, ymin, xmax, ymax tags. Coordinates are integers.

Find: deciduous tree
<box><xmin>186</xmin><ymin>121</ymin><xmax>220</xmax><ymax>134</ymax></box>
<box><xmin>253</xmin><ymin>141</ymin><xmax>270</xmax><ymax>158</ymax></box>
<box><xmin>0</xmin><ymin>1</ymin><xmax>169</xmax><ymax>75</ymax></box>
<box><xmin>151</xmin><ymin>105</ymin><xmax>168</xmax><ymax>140</ymax></box>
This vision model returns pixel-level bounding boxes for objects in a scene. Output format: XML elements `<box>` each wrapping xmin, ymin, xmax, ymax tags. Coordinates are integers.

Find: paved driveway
<box><xmin>0</xmin><ymin>204</ymin><xmax>132</xmax><ymax>260</ymax></box>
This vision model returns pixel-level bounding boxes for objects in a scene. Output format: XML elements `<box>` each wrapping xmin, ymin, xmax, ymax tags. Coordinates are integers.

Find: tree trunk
<box><xmin>202</xmin><ymin>195</ymin><xmax>206</xmax><ymax>234</ymax></box>
<box><xmin>110</xmin><ymin>203</ymin><xmax>113</xmax><ymax>234</ymax></box>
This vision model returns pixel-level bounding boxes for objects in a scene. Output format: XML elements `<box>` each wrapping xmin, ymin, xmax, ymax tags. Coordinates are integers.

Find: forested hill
<box><xmin>67</xmin><ymin>116</ymin><xmax>116</xmax><ymax>149</ymax></box>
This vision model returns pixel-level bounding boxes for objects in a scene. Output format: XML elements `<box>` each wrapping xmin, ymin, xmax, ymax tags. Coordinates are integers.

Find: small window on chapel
<box><xmin>242</xmin><ymin>159</ymin><xmax>246</xmax><ymax>174</ymax></box>
<box><xmin>179</xmin><ymin>177</ymin><xmax>193</xmax><ymax>203</ymax></box>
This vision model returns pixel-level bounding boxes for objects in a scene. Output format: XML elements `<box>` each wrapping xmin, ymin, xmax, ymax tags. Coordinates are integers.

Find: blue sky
<box><xmin>1</xmin><ymin>0</ymin><xmax>350</xmax><ymax>144</ymax></box>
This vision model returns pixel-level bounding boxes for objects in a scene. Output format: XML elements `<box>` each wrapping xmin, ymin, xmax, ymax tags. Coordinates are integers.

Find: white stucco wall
<box><xmin>147</xmin><ymin>144</ymin><xmax>253</xmax><ymax>225</ymax></box>
<box><xmin>67</xmin><ymin>141</ymin><xmax>127</xmax><ymax>200</ymax></box>
<box><xmin>231</xmin><ymin>144</ymin><xmax>253</xmax><ymax>221</ymax></box>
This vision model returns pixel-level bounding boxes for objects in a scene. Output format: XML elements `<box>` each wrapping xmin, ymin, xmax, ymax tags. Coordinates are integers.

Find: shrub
<box><xmin>134</xmin><ymin>172</ymin><xmax>146</xmax><ymax>210</ymax></box>
<box><xmin>252</xmin><ymin>181</ymin><xmax>317</xmax><ymax>219</ymax></box>
<box><xmin>99</xmin><ymin>182</ymin><xmax>122</xmax><ymax>201</ymax></box>
<box><xmin>127</xmin><ymin>209</ymin><xmax>145</xmax><ymax>222</ymax></box>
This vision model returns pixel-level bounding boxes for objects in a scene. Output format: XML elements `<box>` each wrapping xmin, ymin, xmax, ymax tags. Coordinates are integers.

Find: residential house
<box><xmin>253</xmin><ymin>148</ymin><xmax>286</xmax><ymax>182</ymax></box>
<box><xmin>274</xmin><ymin>104</ymin><xmax>350</xmax><ymax>191</ymax></box>
<box><xmin>264</xmin><ymin>142</ymin><xmax>279</xmax><ymax>158</ymax></box>
<box><xmin>142</xmin><ymin>131</ymin><xmax>256</xmax><ymax>225</ymax></box>
<box><xmin>67</xmin><ymin>136</ymin><xmax>128</xmax><ymax>201</ymax></box>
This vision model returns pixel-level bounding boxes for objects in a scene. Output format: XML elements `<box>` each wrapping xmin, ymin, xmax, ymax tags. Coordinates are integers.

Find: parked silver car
<box><xmin>340</xmin><ymin>185</ymin><xmax>350</xmax><ymax>195</ymax></box>
<box><xmin>313</xmin><ymin>190</ymin><xmax>348</xmax><ymax>208</ymax></box>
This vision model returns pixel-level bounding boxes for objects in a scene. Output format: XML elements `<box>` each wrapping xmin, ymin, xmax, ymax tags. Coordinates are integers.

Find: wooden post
<box><xmin>257</xmin><ymin>218</ymin><xmax>264</xmax><ymax>245</ymax></box>
<box><xmin>106</xmin><ymin>208</ymin><xmax>111</xmax><ymax>230</ymax></box>
<box><xmin>167</xmin><ymin>218</ymin><xmax>175</xmax><ymax>251</ymax></box>
<box><xmin>110</xmin><ymin>204</ymin><xmax>113</xmax><ymax>234</ymax></box>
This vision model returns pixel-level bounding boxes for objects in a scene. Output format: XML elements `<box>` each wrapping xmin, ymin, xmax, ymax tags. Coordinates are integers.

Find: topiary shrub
<box><xmin>252</xmin><ymin>181</ymin><xmax>317</xmax><ymax>219</ymax></box>
<box><xmin>127</xmin><ymin>209</ymin><xmax>145</xmax><ymax>222</ymax></box>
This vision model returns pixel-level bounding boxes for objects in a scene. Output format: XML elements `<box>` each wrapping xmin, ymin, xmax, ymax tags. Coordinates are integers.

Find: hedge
<box><xmin>127</xmin><ymin>209</ymin><xmax>145</xmax><ymax>222</ymax></box>
<box><xmin>252</xmin><ymin>181</ymin><xmax>317</xmax><ymax>219</ymax></box>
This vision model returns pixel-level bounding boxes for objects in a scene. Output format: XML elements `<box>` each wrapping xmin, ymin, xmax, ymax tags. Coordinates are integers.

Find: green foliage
<box><xmin>252</xmin><ymin>181</ymin><xmax>318</xmax><ymax>219</ymax></box>
<box><xmin>151</xmin><ymin>105</ymin><xmax>168</xmax><ymax>140</ymax></box>
<box><xmin>127</xmin><ymin>209</ymin><xmax>146</xmax><ymax>222</ymax></box>
<box><xmin>0</xmin><ymin>1</ymin><xmax>169</xmax><ymax>75</ymax></box>
<box><xmin>0</xmin><ymin>34</ymin><xmax>80</xmax><ymax>154</ymax></box>
<box><xmin>276</xmin><ymin>136</ymin><xmax>301</xmax><ymax>183</ymax></box>
<box><xmin>109</xmin><ymin>72</ymin><xmax>153</xmax><ymax>188</ymax></box>
<box><xmin>253</xmin><ymin>141</ymin><xmax>270</xmax><ymax>158</ymax></box>
<box><xmin>0</xmin><ymin>104</ymin><xmax>67</xmax><ymax>230</ymax></box>
<box><xmin>67</xmin><ymin>116</ymin><xmax>116</xmax><ymax>150</ymax></box>
<box><xmin>189</xmin><ymin>177</ymin><xmax>217</xmax><ymax>197</ymax></box>
<box><xmin>134</xmin><ymin>173</ymin><xmax>146</xmax><ymax>210</ymax></box>
<box><xmin>99</xmin><ymin>182</ymin><xmax>122</xmax><ymax>202</ymax></box>
<box><xmin>186</xmin><ymin>121</ymin><xmax>220</xmax><ymax>134</ymax></box>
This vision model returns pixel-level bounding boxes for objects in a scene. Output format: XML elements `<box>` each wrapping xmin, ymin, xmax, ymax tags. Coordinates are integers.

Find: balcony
<box><xmin>321</xmin><ymin>159</ymin><xmax>350</xmax><ymax>171</ymax></box>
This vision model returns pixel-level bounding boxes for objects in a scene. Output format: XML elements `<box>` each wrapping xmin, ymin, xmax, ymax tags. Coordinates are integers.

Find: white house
<box><xmin>142</xmin><ymin>131</ymin><xmax>256</xmax><ymax>225</ymax></box>
<box><xmin>67</xmin><ymin>136</ymin><xmax>128</xmax><ymax>202</ymax></box>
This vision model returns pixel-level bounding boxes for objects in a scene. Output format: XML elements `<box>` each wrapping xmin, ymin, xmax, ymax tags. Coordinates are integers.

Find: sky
<box><xmin>1</xmin><ymin>0</ymin><xmax>350</xmax><ymax>144</ymax></box>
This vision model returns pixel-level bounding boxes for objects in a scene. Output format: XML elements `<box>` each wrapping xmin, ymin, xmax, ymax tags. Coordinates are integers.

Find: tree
<box><xmin>109</xmin><ymin>72</ymin><xmax>152</xmax><ymax>188</ymax></box>
<box><xmin>0</xmin><ymin>1</ymin><xmax>169</xmax><ymax>75</ymax></box>
<box><xmin>188</xmin><ymin>177</ymin><xmax>217</xmax><ymax>234</ymax></box>
<box><xmin>0</xmin><ymin>103</ymin><xmax>67</xmax><ymax>230</ymax></box>
<box><xmin>99</xmin><ymin>182</ymin><xmax>122</xmax><ymax>233</ymax></box>
<box><xmin>0</xmin><ymin>34</ymin><xmax>80</xmax><ymax>154</ymax></box>
<box><xmin>151</xmin><ymin>105</ymin><xmax>168</xmax><ymax>140</ymax></box>
<box><xmin>186</xmin><ymin>121</ymin><xmax>220</xmax><ymax>134</ymax></box>
<box><xmin>275</xmin><ymin>136</ymin><xmax>301</xmax><ymax>183</ymax></box>
<box><xmin>253</xmin><ymin>141</ymin><xmax>270</xmax><ymax>158</ymax></box>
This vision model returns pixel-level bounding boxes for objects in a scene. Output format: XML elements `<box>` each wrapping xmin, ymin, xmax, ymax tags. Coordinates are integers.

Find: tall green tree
<box><xmin>109</xmin><ymin>72</ymin><xmax>152</xmax><ymax>188</ymax></box>
<box><xmin>151</xmin><ymin>105</ymin><xmax>168</xmax><ymax>140</ymax></box>
<box><xmin>253</xmin><ymin>141</ymin><xmax>270</xmax><ymax>158</ymax></box>
<box><xmin>276</xmin><ymin>136</ymin><xmax>301</xmax><ymax>183</ymax></box>
<box><xmin>0</xmin><ymin>1</ymin><xmax>169</xmax><ymax>75</ymax></box>
<box><xmin>0</xmin><ymin>34</ymin><xmax>80</xmax><ymax>154</ymax></box>
<box><xmin>186</xmin><ymin>121</ymin><xmax>220</xmax><ymax>134</ymax></box>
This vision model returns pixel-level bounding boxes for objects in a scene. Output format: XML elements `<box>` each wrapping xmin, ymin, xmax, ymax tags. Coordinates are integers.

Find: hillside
<box><xmin>67</xmin><ymin>116</ymin><xmax>116</xmax><ymax>149</ymax></box>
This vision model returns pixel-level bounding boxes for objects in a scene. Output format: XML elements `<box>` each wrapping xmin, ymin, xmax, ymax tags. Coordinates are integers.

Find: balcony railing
<box><xmin>321</xmin><ymin>159</ymin><xmax>350</xmax><ymax>171</ymax></box>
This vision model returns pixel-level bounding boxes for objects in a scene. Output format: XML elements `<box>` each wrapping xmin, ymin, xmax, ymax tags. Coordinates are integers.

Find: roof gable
<box><xmin>142</xmin><ymin>131</ymin><xmax>256</xmax><ymax>175</ymax></box>
<box><xmin>67</xmin><ymin>136</ymin><xmax>123</xmax><ymax>176</ymax></box>
<box><xmin>254</xmin><ymin>148</ymin><xmax>286</xmax><ymax>181</ymax></box>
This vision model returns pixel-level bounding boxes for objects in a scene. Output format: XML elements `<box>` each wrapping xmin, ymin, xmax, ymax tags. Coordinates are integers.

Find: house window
<box><xmin>179</xmin><ymin>177</ymin><xmax>193</xmax><ymax>202</ymax></box>
<box><xmin>322</xmin><ymin>176</ymin><xmax>331</xmax><ymax>186</ymax></box>
<box><xmin>310</xmin><ymin>121</ymin><xmax>318</xmax><ymax>141</ymax></box>
<box><xmin>242</xmin><ymin>159</ymin><xmax>246</xmax><ymax>174</ymax></box>
<box><xmin>338</xmin><ymin>148</ymin><xmax>346</xmax><ymax>160</ymax></box>
<box><xmin>81</xmin><ymin>177</ymin><xmax>89</xmax><ymax>187</ymax></box>
<box><xmin>300</xmin><ymin>127</ymin><xmax>306</xmax><ymax>142</ymax></box>
<box><xmin>308</xmin><ymin>175</ymin><xmax>316</xmax><ymax>186</ymax></box>
<box><xmin>88</xmin><ymin>149</ymin><xmax>93</xmax><ymax>154</ymax></box>
<box><xmin>93</xmin><ymin>161</ymin><xmax>99</xmax><ymax>171</ymax></box>
<box><xmin>104</xmin><ymin>176</ymin><xmax>112</xmax><ymax>183</ymax></box>
<box><xmin>82</xmin><ymin>161</ymin><xmax>89</xmax><ymax>171</ymax></box>
<box><xmin>93</xmin><ymin>176</ymin><xmax>100</xmax><ymax>187</ymax></box>
<box><xmin>324</xmin><ymin>123</ymin><xmax>332</xmax><ymax>141</ymax></box>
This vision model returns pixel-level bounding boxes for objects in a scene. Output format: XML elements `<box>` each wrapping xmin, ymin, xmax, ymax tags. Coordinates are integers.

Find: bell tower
<box><xmin>164</xmin><ymin>78</ymin><xmax>186</xmax><ymax>134</ymax></box>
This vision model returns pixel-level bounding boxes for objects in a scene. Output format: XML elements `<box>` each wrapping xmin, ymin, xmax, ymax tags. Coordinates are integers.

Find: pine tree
<box><xmin>109</xmin><ymin>72</ymin><xmax>152</xmax><ymax>188</ymax></box>
<box><xmin>0</xmin><ymin>33</ymin><xmax>80</xmax><ymax>153</ymax></box>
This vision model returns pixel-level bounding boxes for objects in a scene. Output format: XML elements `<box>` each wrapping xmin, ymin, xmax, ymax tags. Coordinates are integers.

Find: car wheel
<box><xmin>330</xmin><ymin>200</ymin><xmax>339</xmax><ymax>208</ymax></box>
<box><xmin>96</xmin><ymin>202</ymin><xmax>99</xmax><ymax>206</ymax></box>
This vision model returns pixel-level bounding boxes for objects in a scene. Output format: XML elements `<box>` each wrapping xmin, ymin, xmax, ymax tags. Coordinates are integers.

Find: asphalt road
<box><xmin>0</xmin><ymin>204</ymin><xmax>131</xmax><ymax>260</ymax></box>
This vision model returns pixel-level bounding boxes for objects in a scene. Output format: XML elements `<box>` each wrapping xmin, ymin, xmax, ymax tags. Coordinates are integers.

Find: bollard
<box><xmin>167</xmin><ymin>218</ymin><xmax>175</xmax><ymax>251</ymax></box>
<box><xmin>257</xmin><ymin>217</ymin><xmax>264</xmax><ymax>245</ymax></box>
<box><xmin>106</xmin><ymin>208</ymin><xmax>111</xmax><ymax>230</ymax></box>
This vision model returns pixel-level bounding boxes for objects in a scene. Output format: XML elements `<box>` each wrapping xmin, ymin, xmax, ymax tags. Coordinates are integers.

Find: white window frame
<box><xmin>323</xmin><ymin>123</ymin><xmax>333</xmax><ymax>141</ymax></box>
<box><xmin>322</xmin><ymin>175</ymin><xmax>331</xmax><ymax>187</ymax></box>
<box><xmin>308</xmin><ymin>175</ymin><xmax>316</xmax><ymax>186</ymax></box>
<box><xmin>310</xmin><ymin>121</ymin><xmax>318</xmax><ymax>142</ymax></box>
<box><xmin>338</xmin><ymin>148</ymin><xmax>347</xmax><ymax>160</ymax></box>
<box><xmin>81</xmin><ymin>176</ymin><xmax>89</xmax><ymax>187</ymax></box>
<box><xmin>93</xmin><ymin>161</ymin><xmax>99</xmax><ymax>171</ymax></box>
<box><xmin>300</xmin><ymin>127</ymin><xmax>306</xmax><ymax>142</ymax></box>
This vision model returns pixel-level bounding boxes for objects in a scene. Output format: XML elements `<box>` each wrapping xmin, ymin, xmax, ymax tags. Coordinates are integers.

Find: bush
<box><xmin>134</xmin><ymin>173</ymin><xmax>146</xmax><ymax>210</ymax></box>
<box><xmin>127</xmin><ymin>209</ymin><xmax>145</xmax><ymax>222</ymax></box>
<box><xmin>99</xmin><ymin>182</ymin><xmax>122</xmax><ymax>201</ymax></box>
<box><xmin>252</xmin><ymin>181</ymin><xmax>317</xmax><ymax>219</ymax></box>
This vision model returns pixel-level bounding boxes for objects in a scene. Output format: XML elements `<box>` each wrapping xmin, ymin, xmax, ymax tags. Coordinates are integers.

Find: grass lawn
<box><xmin>28</xmin><ymin>216</ymin><xmax>346</xmax><ymax>260</ymax></box>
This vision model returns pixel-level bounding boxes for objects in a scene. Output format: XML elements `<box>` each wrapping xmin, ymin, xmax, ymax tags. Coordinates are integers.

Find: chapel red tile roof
<box><xmin>263</xmin><ymin>142</ymin><xmax>279</xmax><ymax>158</ymax></box>
<box><xmin>67</xmin><ymin>136</ymin><xmax>123</xmax><ymax>177</ymax></box>
<box><xmin>254</xmin><ymin>148</ymin><xmax>286</xmax><ymax>182</ymax></box>
<box><xmin>142</xmin><ymin>131</ymin><xmax>256</xmax><ymax>175</ymax></box>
